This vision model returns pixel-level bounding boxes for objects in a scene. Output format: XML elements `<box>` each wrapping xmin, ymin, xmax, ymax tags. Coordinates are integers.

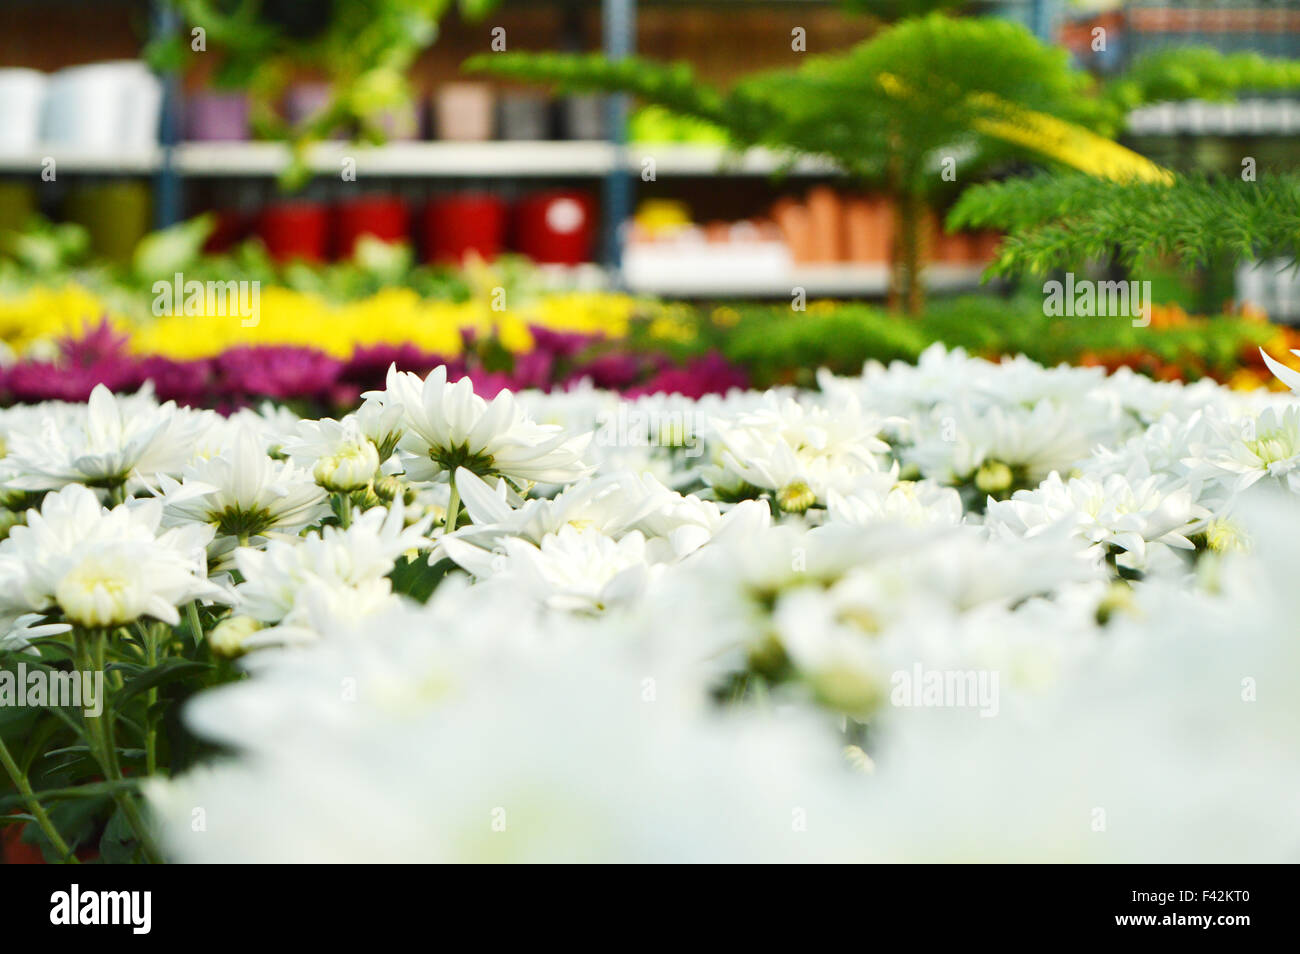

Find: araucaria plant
<box><xmin>469</xmin><ymin>12</ymin><xmax>1300</xmax><ymax>314</ymax></box>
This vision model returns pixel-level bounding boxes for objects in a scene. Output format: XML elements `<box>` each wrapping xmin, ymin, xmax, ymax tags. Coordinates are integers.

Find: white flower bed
<box><xmin>2</xmin><ymin>344</ymin><xmax>1299</xmax><ymax>862</ymax></box>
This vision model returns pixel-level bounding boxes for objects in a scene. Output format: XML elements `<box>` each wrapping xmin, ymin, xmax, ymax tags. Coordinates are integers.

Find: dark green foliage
<box><xmin>668</xmin><ymin>295</ymin><xmax>1271</xmax><ymax>388</ymax></box>
<box><xmin>949</xmin><ymin>173</ymin><xmax>1300</xmax><ymax>276</ymax></box>
<box><xmin>469</xmin><ymin>14</ymin><xmax>1093</xmax><ymax>185</ymax></box>
<box><xmin>1102</xmin><ymin>49</ymin><xmax>1300</xmax><ymax>118</ymax></box>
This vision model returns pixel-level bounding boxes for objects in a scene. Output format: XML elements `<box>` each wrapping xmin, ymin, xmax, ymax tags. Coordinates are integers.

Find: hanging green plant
<box><xmin>148</xmin><ymin>0</ymin><xmax>500</xmax><ymax>189</ymax></box>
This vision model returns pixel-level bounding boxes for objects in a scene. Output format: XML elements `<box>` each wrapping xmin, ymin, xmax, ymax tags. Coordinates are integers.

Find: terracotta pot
<box><xmin>704</xmin><ymin>221</ymin><xmax>732</xmax><ymax>243</ymax></box>
<box><xmin>805</xmin><ymin>186</ymin><xmax>845</xmax><ymax>263</ymax></box>
<box><xmin>434</xmin><ymin>83</ymin><xmax>494</xmax><ymax>142</ymax></box>
<box><xmin>933</xmin><ymin>227</ymin><xmax>976</xmax><ymax>263</ymax></box>
<box><xmin>772</xmin><ymin>197</ymin><xmax>814</xmax><ymax>264</ymax></box>
<box><xmin>844</xmin><ymin>195</ymin><xmax>892</xmax><ymax>263</ymax></box>
<box><xmin>973</xmin><ymin>230</ymin><xmax>1003</xmax><ymax>262</ymax></box>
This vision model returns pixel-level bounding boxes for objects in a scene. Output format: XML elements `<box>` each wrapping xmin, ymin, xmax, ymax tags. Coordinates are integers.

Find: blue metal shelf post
<box><xmin>601</xmin><ymin>0</ymin><xmax>636</xmax><ymax>276</ymax></box>
<box><xmin>151</xmin><ymin>1</ymin><xmax>183</xmax><ymax>228</ymax></box>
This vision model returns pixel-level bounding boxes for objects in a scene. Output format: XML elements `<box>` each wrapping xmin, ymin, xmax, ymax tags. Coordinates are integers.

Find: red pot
<box><xmin>259</xmin><ymin>201</ymin><xmax>330</xmax><ymax>263</ymax></box>
<box><xmin>512</xmin><ymin>190</ymin><xmax>595</xmax><ymax>265</ymax></box>
<box><xmin>423</xmin><ymin>193</ymin><xmax>507</xmax><ymax>264</ymax></box>
<box><xmin>336</xmin><ymin>196</ymin><xmax>410</xmax><ymax>259</ymax></box>
<box><xmin>203</xmin><ymin>209</ymin><xmax>253</xmax><ymax>254</ymax></box>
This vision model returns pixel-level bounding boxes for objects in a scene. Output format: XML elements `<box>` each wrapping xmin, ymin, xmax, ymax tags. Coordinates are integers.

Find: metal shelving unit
<box><xmin>12</xmin><ymin>0</ymin><xmax>1285</xmax><ymax>300</ymax></box>
<box><xmin>0</xmin><ymin>141</ymin><xmax>840</xmax><ymax>178</ymax></box>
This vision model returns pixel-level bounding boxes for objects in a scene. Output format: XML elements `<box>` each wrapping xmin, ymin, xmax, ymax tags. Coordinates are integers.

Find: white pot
<box><xmin>41</xmin><ymin>60</ymin><xmax>162</xmax><ymax>152</ymax></box>
<box><xmin>0</xmin><ymin>69</ymin><xmax>47</xmax><ymax>155</ymax></box>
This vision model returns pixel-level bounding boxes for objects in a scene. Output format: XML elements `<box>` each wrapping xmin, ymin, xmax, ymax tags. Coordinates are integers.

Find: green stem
<box><xmin>144</xmin><ymin>625</ymin><xmax>159</xmax><ymax>777</ymax></box>
<box><xmin>186</xmin><ymin>600</ymin><xmax>204</xmax><ymax>647</ymax></box>
<box><xmin>74</xmin><ymin>628</ymin><xmax>164</xmax><ymax>864</ymax></box>
<box><xmin>444</xmin><ymin>478</ymin><xmax>460</xmax><ymax>536</ymax></box>
<box><xmin>0</xmin><ymin>733</ymin><xmax>78</xmax><ymax>863</ymax></box>
<box><xmin>338</xmin><ymin>492</ymin><xmax>353</xmax><ymax>529</ymax></box>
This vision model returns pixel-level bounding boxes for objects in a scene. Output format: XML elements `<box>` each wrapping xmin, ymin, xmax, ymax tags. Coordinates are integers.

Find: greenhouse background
<box><xmin>2</xmin><ymin>1</ymin><xmax>1300</xmax><ymax>875</ymax></box>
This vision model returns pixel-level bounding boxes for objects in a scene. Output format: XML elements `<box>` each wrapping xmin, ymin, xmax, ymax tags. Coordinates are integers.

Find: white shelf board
<box><xmin>1128</xmin><ymin>99</ymin><xmax>1300</xmax><ymax>136</ymax></box>
<box><xmin>173</xmin><ymin>140</ymin><xmax>619</xmax><ymax>177</ymax></box>
<box><xmin>176</xmin><ymin>141</ymin><xmax>843</xmax><ymax>177</ymax></box>
<box><xmin>622</xmin><ymin>144</ymin><xmax>838</xmax><ymax>176</ymax></box>
<box><xmin>0</xmin><ymin>142</ymin><xmax>845</xmax><ymax>178</ymax></box>
<box><xmin>0</xmin><ymin>147</ymin><xmax>162</xmax><ymax>174</ymax></box>
<box><xmin>621</xmin><ymin>263</ymin><xmax>989</xmax><ymax>298</ymax></box>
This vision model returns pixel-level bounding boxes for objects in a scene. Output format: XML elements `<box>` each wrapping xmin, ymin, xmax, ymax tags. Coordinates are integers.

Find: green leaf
<box><xmin>112</xmin><ymin>659</ymin><xmax>213</xmax><ymax>712</ymax></box>
<box><xmin>99</xmin><ymin>805</ymin><xmax>138</xmax><ymax>864</ymax></box>
<box><xmin>132</xmin><ymin>214</ymin><xmax>217</xmax><ymax>282</ymax></box>
<box><xmin>390</xmin><ymin>556</ymin><xmax>457</xmax><ymax>605</ymax></box>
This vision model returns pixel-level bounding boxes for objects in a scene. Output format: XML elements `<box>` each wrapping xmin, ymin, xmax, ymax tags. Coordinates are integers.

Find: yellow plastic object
<box><xmin>635</xmin><ymin>199</ymin><xmax>694</xmax><ymax>237</ymax></box>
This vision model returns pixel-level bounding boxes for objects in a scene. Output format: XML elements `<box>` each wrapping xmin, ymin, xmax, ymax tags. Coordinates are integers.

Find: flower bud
<box><xmin>314</xmin><ymin>441</ymin><xmax>380</xmax><ymax>493</ymax></box>
<box><xmin>1205</xmin><ymin>517</ymin><xmax>1247</xmax><ymax>554</ymax></box>
<box><xmin>777</xmin><ymin>480</ymin><xmax>816</xmax><ymax>514</ymax></box>
<box><xmin>372</xmin><ymin>474</ymin><xmax>402</xmax><ymax>502</ymax></box>
<box><xmin>974</xmin><ymin>460</ymin><xmax>1014</xmax><ymax>495</ymax></box>
<box><xmin>209</xmin><ymin>615</ymin><xmax>264</xmax><ymax>659</ymax></box>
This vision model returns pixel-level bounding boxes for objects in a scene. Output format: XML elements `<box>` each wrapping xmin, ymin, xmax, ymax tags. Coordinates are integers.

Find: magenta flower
<box><xmin>213</xmin><ymin>347</ymin><xmax>344</xmax><ymax>403</ymax></box>
<box><xmin>625</xmin><ymin>352</ymin><xmax>750</xmax><ymax>399</ymax></box>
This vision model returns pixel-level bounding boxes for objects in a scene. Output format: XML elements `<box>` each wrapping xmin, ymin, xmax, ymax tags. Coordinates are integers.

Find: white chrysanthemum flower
<box><xmin>55</xmin><ymin>543</ymin><xmax>210</xmax><ymax>628</ymax></box>
<box><xmin>442</xmin><ymin>467</ymin><xmax>727</xmax><ymax>568</ymax></box>
<box><xmin>157</xmin><ymin>432</ymin><xmax>330</xmax><ymax>547</ymax></box>
<box><xmin>1184</xmin><ymin>404</ymin><xmax>1300</xmax><ymax>495</ymax></box>
<box><xmin>282</xmin><ymin>417</ymin><xmax>382</xmax><ymax>493</ymax></box>
<box><xmin>1260</xmin><ymin>346</ymin><xmax>1300</xmax><ymax>393</ymax></box>
<box><xmin>147</xmin><ymin>625</ymin><xmax>857</xmax><ymax>863</ymax></box>
<box><xmin>0</xmin><ymin>484</ymin><xmax>226</xmax><ymax>628</ymax></box>
<box><xmin>232</xmin><ymin>501</ymin><xmax>432</xmax><ymax>634</ymax></box>
<box><xmin>1</xmin><ymin>384</ymin><xmax>204</xmax><ymax>495</ymax></box>
<box><xmin>0</xmin><ymin>612</ymin><xmax>71</xmax><ymax>654</ymax></box>
<box><xmin>826</xmin><ymin>479</ymin><xmax>964</xmax><ymax>529</ymax></box>
<box><xmin>708</xmin><ymin>393</ymin><xmax>891</xmax><ymax>505</ymax></box>
<box><xmin>906</xmin><ymin>399</ymin><xmax>1097</xmax><ymax>495</ymax></box>
<box><xmin>985</xmin><ymin>471</ymin><xmax>1209</xmax><ymax>571</ymax></box>
<box><xmin>366</xmin><ymin>365</ymin><xmax>592</xmax><ymax>487</ymax></box>
<box><xmin>449</xmin><ymin>525</ymin><xmax>655</xmax><ymax>614</ymax></box>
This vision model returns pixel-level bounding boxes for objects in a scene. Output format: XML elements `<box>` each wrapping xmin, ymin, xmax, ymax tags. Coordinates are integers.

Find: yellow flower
<box><xmin>1</xmin><ymin>283</ymin><xmax>655</xmax><ymax>363</ymax></box>
<box><xmin>710</xmin><ymin>306</ymin><xmax>741</xmax><ymax>328</ymax></box>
